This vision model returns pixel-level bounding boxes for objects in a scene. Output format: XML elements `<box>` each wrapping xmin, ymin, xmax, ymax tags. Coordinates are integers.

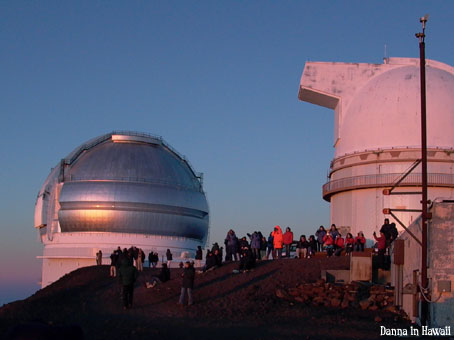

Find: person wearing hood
<box><xmin>272</xmin><ymin>226</ymin><xmax>283</xmax><ymax>259</ymax></box>
<box><xmin>315</xmin><ymin>226</ymin><xmax>327</xmax><ymax>252</ymax></box>
<box><xmin>249</xmin><ymin>231</ymin><xmax>262</xmax><ymax>260</ymax></box>
<box><xmin>224</xmin><ymin>229</ymin><xmax>239</xmax><ymax>262</ymax></box>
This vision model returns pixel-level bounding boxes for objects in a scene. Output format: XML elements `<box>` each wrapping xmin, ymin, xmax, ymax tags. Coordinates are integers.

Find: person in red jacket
<box><xmin>283</xmin><ymin>227</ymin><xmax>294</xmax><ymax>258</ymax></box>
<box><xmin>334</xmin><ymin>234</ymin><xmax>345</xmax><ymax>256</ymax></box>
<box><xmin>345</xmin><ymin>233</ymin><xmax>355</xmax><ymax>255</ymax></box>
<box><xmin>354</xmin><ymin>232</ymin><xmax>366</xmax><ymax>252</ymax></box>
<box><xmin>373</xmin><ymin>231</ymin><xmax>386</xmax><ymax>269</ymax></box>
<box><xmin>323</xmin><ymin>232</ymin><xmax>334</xmax><ymax>257</ymax></box>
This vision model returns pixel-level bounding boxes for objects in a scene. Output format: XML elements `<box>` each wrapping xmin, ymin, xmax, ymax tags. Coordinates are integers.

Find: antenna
<box><xmin>384</xmin><ymin>44</ymin><xmax>389</xmax><ymax>63</ymax></box>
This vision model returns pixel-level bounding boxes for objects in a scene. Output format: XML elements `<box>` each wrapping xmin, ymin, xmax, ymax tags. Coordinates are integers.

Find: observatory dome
<box><xmin>35</xmin><ymin>131</ymin><xmax>209</xmax><ymax>241</ymax></box>
<box><xmin>338</xmin><ymin>61</ymin><xmax>454</xmax><ymax>157</ymax></box>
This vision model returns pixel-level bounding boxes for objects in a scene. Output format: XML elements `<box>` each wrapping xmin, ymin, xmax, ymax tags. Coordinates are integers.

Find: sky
<box><xmin>1</xmin><ymin>1</ymin><xmax>453</xmax><ymax>305</ymax></box>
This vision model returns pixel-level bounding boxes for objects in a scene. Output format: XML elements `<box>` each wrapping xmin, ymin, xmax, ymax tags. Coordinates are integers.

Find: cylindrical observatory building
<box><xmin>35</xmin><ymin>131</ymin><xmax>209</xmax><ymax>287</ymax></box>
<box><xmin>299</xmin><ymin>57</ymin><xmax>454</xmax><ymax>237</ymax></box>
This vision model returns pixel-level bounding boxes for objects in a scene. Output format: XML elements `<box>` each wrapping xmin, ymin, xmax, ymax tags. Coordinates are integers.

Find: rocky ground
<box><xmin>0</xmin><ymin>257</ymin><xmax>412</xmax><ymax>339</ymax></box>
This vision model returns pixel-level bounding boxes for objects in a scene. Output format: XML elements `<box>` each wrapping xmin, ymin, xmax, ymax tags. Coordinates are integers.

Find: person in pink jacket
<box><xmin>282</xmin><ymin>227</ymin><xmax>294</xmax><ymax>258</ymax></box>
<box><xmin>373</xmin><ymin>231</ymin><xmax>387</xmax><ymax>269</ymax></box>
<box><xmin>272</xmin><ymin>225</ymin><xmax>283</xmax><ymax>259</ymax></box>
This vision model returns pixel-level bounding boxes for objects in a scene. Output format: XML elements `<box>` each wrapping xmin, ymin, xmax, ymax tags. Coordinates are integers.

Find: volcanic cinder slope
<box><xmin>0</xmin><ymin>258</ymin><xmax>410</xmax><ymax>340</ymax></box>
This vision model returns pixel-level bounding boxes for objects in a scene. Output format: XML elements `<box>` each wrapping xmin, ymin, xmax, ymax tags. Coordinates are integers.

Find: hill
<box><xmin>0</xmin><ymin>257</ymin><xmax>410</xmax><ymax>339</ymax></box>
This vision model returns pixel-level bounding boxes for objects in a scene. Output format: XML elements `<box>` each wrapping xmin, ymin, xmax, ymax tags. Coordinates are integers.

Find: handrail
<box><xmin>67</xmin><ymin>175</ymin><xmax>203</xmax><ymax>192</ymax></box>
<box><xmin>323</xmin><ymin>172</ymin><xmax>454</xmax><ymax>201</ymax></box>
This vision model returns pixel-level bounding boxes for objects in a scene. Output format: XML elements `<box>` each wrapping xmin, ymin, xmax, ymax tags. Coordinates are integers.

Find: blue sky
<box><xmin>1</xmin><ymin>1</ymin><xmax>453</xmax><ymax>305</ymax></box>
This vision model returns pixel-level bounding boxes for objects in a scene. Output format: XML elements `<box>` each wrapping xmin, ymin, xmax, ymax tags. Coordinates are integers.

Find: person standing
<box><xmin>96</xmin><ymin>250</ymin><xmax>103</xmax><ymax>265</ymax></box>
<box><xmin>250</xmin><ymin>231</ymin><xmax>261</xmax><ymax>260</ymax></box>
<box><xmin>136</xmin><ymin>249</ymin><xmax>144</xmax><ymax>272</ymax></box>
<box><xmin>195</xmin><ymin>246</ymin><xmax>203</xmax><ymax>268</ymax></box>
<box><xmin>224</xmin><ymin>229</ymin><xmax>239</xmax><ymax>261</ymax></box>
<box><xmin>329</xmin><ymin>224</ymin><xmax>340</xmax><ymax>241</ymax></box>
<box><xmin>283</xmin><ymin>227</ymin><xmax>294</xmax><ymax>258</ymax></box>
<box><xmin>178</xmin><ymin>261</ymin><xmax>195</xmax><ymax>306</ymax></box>
<box><xmin>118</xmin><ymin>259</ymin><xmax>138</xmax><ymax>310</ymax></box>
<box><xmin>110</xmin><ymin>250</ymin><xmax>118</xmax><ymax>277</ymax></box>
<box><xmin>166</xmin><ymin>249</ymin><xmax>173</xmax><ymax>268</ymax></box>
<box><xmin>260</xmin><ymin>235</ymin><xmax>267</xmax><ymax>259</ymax></box>
<box><xmin>272</xmin><ymin>226</ymin><xmax>283</xmax><ymax>259</ymax></box>
<box><xmin>266</xmin><ymin>232</ymin><xmax>274</xmax><ymax>260</ymax></box>
<box><xmin>148</xmin><ymin>251</ymin><xmax>153</xmax><ymax>268</ymax></box>
<box><xmin>315</xmin><ymin>226</ymin><xmax>327</xmax><ymax>252</ymax></box>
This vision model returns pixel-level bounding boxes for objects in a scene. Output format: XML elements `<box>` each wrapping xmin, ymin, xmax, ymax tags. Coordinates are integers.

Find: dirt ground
<box><xmin>0</xmin><ymin>257</ymin><xmax>412</xmax><ymax>340</ymax></box>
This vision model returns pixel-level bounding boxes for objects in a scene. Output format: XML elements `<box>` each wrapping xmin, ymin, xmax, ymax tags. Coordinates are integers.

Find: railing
<box><xmin>323</xmin><ymin>172</ymin><xmax>454</xmax><ymax>201</ymax></box>
<box><xmin>67</xmin><ymin>175</ymin><xmax>203</xmax><ymax>192</ymax></box>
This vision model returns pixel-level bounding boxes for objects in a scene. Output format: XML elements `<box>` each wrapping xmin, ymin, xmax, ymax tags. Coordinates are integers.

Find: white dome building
<box><xmin>299</xmin><ymin>57</ymin><xmax>454</xmax><ymax>237</ymax></box>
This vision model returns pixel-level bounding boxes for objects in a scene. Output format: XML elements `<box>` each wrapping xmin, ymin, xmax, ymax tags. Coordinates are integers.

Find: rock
<box><xmin>315</xmin><ymin>279</ymin><xmax>326</xmax><ymax>285</ymax></box>
<box><xmin>359</xmin><ymin>299</ymin><xmax>370</xmax><ymax>310</ymax></box>
<box><xmin>341</xmin><ymin>298</ymin><xmax>349</xmax><ymax>309</ymax></box>
<box><xmin>375</xmin><ymin>294</ymin><xmax>384</xmax><ymax>303</ymax></box>
<box><xmin>295</xmin><ymin>296</ymin><xmax>306</xmax><ymax>303</ymax></box>
<box><xmin>331</xmin><ymin>298</ymin><xmax>341</xmax><ymax>308</ymax></box>
<box><xmin>312</xmin><ymin>297</ymin><xmax>324</xmax><ymax>306</ymax></box>
<box><xmin>385</xmin><ymin>305</ymin><xmax>398</xmax><ymax>313</ymax></box>
<box><xmin>288</xmin><ymin>288</ymin><xmax>301</xmax><ymax>297</ymax></box>
<box><xmin>276</xmin><ymin>288</ymin><xmax>290</xmax><ymax>300</ymax></box>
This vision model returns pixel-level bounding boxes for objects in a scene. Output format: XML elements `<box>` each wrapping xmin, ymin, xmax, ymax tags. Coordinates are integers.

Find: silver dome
<box><xmin>35</xmin><ymin>131</ymin><xmax>209</xmax><ymax>242</ymax></box>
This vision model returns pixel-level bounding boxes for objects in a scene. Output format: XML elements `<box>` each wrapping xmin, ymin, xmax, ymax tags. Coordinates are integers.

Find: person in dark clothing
<box><xmin>195</xmin><ymin>246</ymin><xmax>203</xmax><ymax>268</ymax></box>
<box><xmin>308</xmin><ymin>235</ymin><xmax>317</xmax><ymax>257</ymax></box>
<box><xmin>389</xmin><ymin>223</ymin><xmax>398</xmax><ymax>242</ymax></box>
<box><xmin>266</xmin><ymin>232</ymin><xmax>274</xmax><ymax>260</ymax></box>
<box><xmin>224</xmin><ymin>229</ymin><xmax>239</xmax><ymax>261</ymax></box>
<box><xmin>380</xmin><ymin>218</ymin><xmax>391</xmax><ymax>238</ymax></box>
<box><xmin>202</xmin><ymin>251</ymin><xmax>217</xmax><ymax>272</ymax></box>
<box><xmin>239</xmin><ymin>236</ymin><xmax>249</xmax><ymax>249</ymax></box>
<box><xmin>214</xmin><ymin>249</ymin><xmax>222</xmax><ymax>267</ymax></box>
<box><xmin>145</xmin><ymin>263</ymin><xmax>171</xmax><ymax>288</ymax></box>
<box><xmin>159</xmin><ymin>263</ymin><xmax>171</xmax><ymax>282</ymax></box>
<box><xmin>260</xmin><ymin>235</ymin><xmax>267</xmax><ymax>259</ymax></box>
<box><xmin>238</xmin><ymin>246</ymin><xmax>255</xmax><ymax>272</ymax></box>
<box><xmin>296</xmin><ymin>235</ymin><xmax>309</xmax><ymax>259</ymax></box>
<box><xmin>211</xmin><ymin>242</ymin><xmax>220</xmax><ymax>253</ymax></box>
<box><xmin>148</xmin><ymin>251</ymin><xmax>153</xmax><ymax>268</ymax></box>
<box><xmin>118</xmin><ymin>259</ymin><xmax>138</xmax><ymax>309</ymax></box>
<box><xmin>178</xmin><ymin>261</ymin><xmax>195</xmax><ymax>306</ymax></box>
<box><xmin>110</xmin><ymin>251</ymin><xmax>119</xmax><ymax>277</ymax></box>
<box><xmin>315</xmin><ymin>226</ymin><xmax>327</xmax><ymax>252</ymax></box>
<box><xmin>166</xmin><ymin>249</ymin><xmax>173</xmax><ymax>267</ymax></box>
<box><xmin>249</xmin><ymin>231</ymin><xmax>262</xmax><ymax>260</ymax></box>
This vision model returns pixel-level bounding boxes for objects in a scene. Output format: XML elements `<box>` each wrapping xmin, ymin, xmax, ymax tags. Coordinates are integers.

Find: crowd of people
<box><xmin>100</xmin><ymin>219</ymin><xmax>398</xmax><ymax>310</ymax></box>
